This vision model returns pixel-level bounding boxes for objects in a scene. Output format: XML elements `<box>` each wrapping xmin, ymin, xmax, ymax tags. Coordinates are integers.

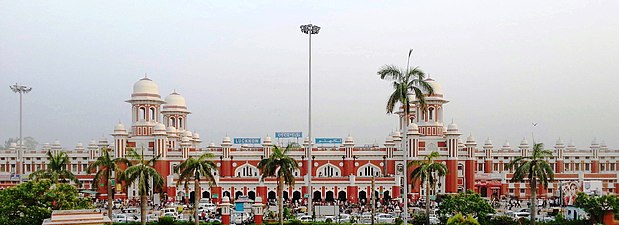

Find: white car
<box><xmin>336</xmin><ymin>214</ymin><xmax>351</xmax><ymax>223</ymax></box>
<box><xmin>112</xmin><ymin>214</ymin><xmax>128</xmax><ymax>223</ymax></box>
<box><xmin>162</xmin><ymin>212</ymin><xmax>181</xmax><ymax>220</ymax></box>
<box><xmin>376</xmin><ymin>213</ymin><xmax>395</xmax><ymax>223</ymax></box>
<box><xmin>297</xmin><ymin>215</ymin><xmax>312</xmax><ymax>222</ymax></box>
<box><xmin>429</xmin><ymin>215</ymin><xmax>440</xmax><ymax>224</ymax></box>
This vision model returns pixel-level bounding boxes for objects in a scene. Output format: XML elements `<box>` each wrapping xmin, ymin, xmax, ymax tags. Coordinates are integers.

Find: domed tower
<box><xmin>161</xmin><ymin>91</ymin><xmax>191</xmax><ymax>133</ymax></box>
<box><xmin>403</xmin><ymin>77</ymin><xmax>450</xmax><ymax>136</ymax></box>
<box><xmin>126</xmin><ymin>77</ymin><xmax>165</xmax><ymax>136</ymax></box>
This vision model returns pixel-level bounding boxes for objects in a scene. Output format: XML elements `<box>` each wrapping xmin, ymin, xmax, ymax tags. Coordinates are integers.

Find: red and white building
<box><xmin>1</xmin><ymin>77</ymin><xmax>617</xmax><ymax>205</ymax></box>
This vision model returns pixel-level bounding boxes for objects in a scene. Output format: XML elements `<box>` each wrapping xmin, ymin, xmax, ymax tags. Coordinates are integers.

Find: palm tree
<box><xmin>121</xmin><ymin>148</ymin><xmax>164</xmax><ymax>225</ymax></box>
<box><xmin>378</xmin><ymin>49</ymin><xmax>433</xmax><ymax>222</ymax></box>
<box><xmin>257</xmin><ymin>144</ymin><xmax>299</xmax><ymax>225</ymax></box>
<box><xmin>409</xmin><ymin>151</ymin><xmax>447</xmax><ymax>225</ymax></box>
<box><xmin>86</xmin><ymin>148</ymin><xmax>131</xmax><ymax>220</ymax></box>
<box><xmin>174</xmin><ymin>153</ymin><xmax>218</xmax><ymax>225</ymax></box>
<box><xmin>29</xmin><ymin>150</ymin><xmax>82</xmax><ymax>186</ymax></box>
<box><xmin>507</xmin><ymin>143</ymin><xmax>554</xmax><ymax>225</ymax></box>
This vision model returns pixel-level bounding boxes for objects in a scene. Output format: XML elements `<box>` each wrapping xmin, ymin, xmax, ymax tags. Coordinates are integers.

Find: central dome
<box><xmin>132</xmin><ymin>77</ymin><xmax>160</xmax><ymax>96</ymax></box>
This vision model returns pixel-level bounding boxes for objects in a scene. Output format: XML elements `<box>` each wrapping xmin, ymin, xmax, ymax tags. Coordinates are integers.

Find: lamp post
<box><xmin>300</xmin><ymin>23</ymin><xmax>320</xmax><ymax>216</ymax></box>
<box><xmin>10</xmin><ymin>83</ymin><xmax>32</xmax><ymax>184</ymax></box>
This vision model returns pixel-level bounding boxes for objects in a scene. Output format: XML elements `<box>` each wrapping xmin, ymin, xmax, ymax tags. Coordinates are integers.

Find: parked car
<box><xmin>297</xmin><ymin>215</ymin><xmax>312</xmax><ymax>222</ymax></box>
<box><xmin>335</xmin><ymin>214</ymin><xmax>351</xmax><ymax>223</ymax></box>
<box><xmin>376</xmin><ymin>213</ymin><xmax>395</xmax><ymax>223</ymax></box>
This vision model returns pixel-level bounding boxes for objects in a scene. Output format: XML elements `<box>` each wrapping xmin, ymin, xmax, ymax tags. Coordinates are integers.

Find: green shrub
<box><xmin>485</xmin><ymin>215</ymin><xmax>518</xmax><ymax>225</ymax></box>
<box><xmin>446</xmin><ymin>213</ymin><xmax>479</xmax><ymax>225</ymax></box>
<box><xmin>394</xmin><ymin>217</ymin><xmax>403</xmax><ymax>225</ymax></box>
<box><xmin>158</xmin><ymin>216</ymin><xmax>176</xmax><ymax>225</ymax></box>
<box><xmin>410</xmin><ymin>213</ymin><xmax>428</xmax><ymax>225</ymax></box>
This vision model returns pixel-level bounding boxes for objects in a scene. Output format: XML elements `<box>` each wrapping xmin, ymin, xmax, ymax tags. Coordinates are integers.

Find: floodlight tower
<box><xmin>10</xmin><ymin>83</ymin><xmax>32</xmax><ymax>184</ymax></box>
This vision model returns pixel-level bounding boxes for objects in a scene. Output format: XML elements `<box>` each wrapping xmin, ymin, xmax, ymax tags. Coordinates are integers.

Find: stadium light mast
<box><xmin>10</xmin><ymin>83</ymin><xmax>32</xmax><ymax>184</ymax></box>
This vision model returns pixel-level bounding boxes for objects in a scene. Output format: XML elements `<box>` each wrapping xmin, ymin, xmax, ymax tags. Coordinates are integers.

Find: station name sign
<box><xmin>315</xmin><ymin>138</ymin><xmax>342</xmax><ymax>144</ymax></box>
<box><xmin>275</xmin><ymin>132</ymin><xmax>302</xmax><ymax>138</ymax></box>
<box><xmin>233</xmin><ymin>138</ymin><xmax>261</xmax><ymax>144</ymax></box>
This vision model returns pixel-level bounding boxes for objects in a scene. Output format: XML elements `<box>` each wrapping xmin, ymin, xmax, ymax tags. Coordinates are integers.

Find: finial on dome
<box><xmin>145</xmin><ymin>73</ymin><xmax>148</xmax><ymax>78</ymax></box>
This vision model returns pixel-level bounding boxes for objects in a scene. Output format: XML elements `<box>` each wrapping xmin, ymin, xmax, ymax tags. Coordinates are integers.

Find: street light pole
<box><xmin>300</xmin><ymin>23</ymin><xmax>320</xmax><ymax>217</ymax></box>
<box><xmin>10</xmin><ymin>83</ymin><xmax>32</xmax><ymax>184</ymax></box>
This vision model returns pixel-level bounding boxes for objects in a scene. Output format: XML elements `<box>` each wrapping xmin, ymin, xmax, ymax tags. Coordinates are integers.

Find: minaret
<box><xmin>112</xmin><ymin>122</ymin><xmax>128</xmax><ymax>158</ymax></box>
<box><xmin>483</xmin><ymin>138</ymin><xmax>494</xmax><ymax>173</ymax></box>
<box><xmin>181</xmin><ymin>135</ymin><xmax>191</xmax><ymax>159</ymax></box>
<box><xmin>343</xmin><ymin>136</ymin><xmax>355</xmax><ymax>176</ymax></box>
<box><xmin>161</xmin><ymin>91</ymin><xmax>191</xmax><ymax>132</ymax></box>
<box><xmin>385</xmin><ymin>136</ymin><xmax>395</xmax><ymax>159</ymax></box>
<box><xmin>554</xmin><ymin>138</ymin><xmax>565</xmax><ymax>173</ymax></box>
<box><xmin>126</xmin><ymin>77</ymin><xmax>164</xmax><ymax>136</ymax></box>
<box><xmin>464</xmin><ymin>135</ymin><xmax>477</xmax><ymax>191</ymax></box>
<box><xmin>407</xmin><ymin>124</ymin><xmax>421</xmax><ymax>196</ymax></box>
<box><xmin>192</xmin><ymin>132</ymin><xmax>202</xmax><ymax>148</ymax></box>
<box><xmin>519</xmin><ymin>138</ymin><xmax>529</xmax><ymax>157</ymax></box>
<box><xmin>153</xmin><ymin>123</ymin><xmax>167</xmax><ymax>158</ymax></box>
<box><xmin>166</xmin><ymin>126</ymin><xmax>178</xmax><ymax>150</ymax></box>
<box><xmin>445</xmin><ymin>122</ymin><xmax>461</xmax><ymax>193</ymax></box>
<box><xmin>221</xmin><ymin>136</ymin><xmax>232</xmax><ymax>177</ymax></box>
<box><xmin>262</xmin><ymin>136</ymin><xmax>273</xmax><ymax>158</ymax></box>
<box><xmin>88</xmin><ymin>140</ymin><xmax>98</xmax><ymax>160</ymax></box>
<box><xmin>411</xmin><ymin>78</ymin><xmax>450</xmax><ymax>136</ymax></box>
<box><xmin>590</xmin><ymin>138</ymin><xmax>600</xmax><ymax>173</ymax></box>
<box><xmin>51</xmin><ymin>140</ymin><xmax>62</xmax><ymax>155</ymax></box>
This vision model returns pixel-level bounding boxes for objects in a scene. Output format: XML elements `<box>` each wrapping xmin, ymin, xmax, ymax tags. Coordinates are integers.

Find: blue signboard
<box><xmin>315</xmin><ymin>138</ymin><xmax>343</xmax><ymax>144</ymax></box>
<box><xmin>275</xmin><ymin>132</ymin><xmax>303</xmax><ymax>138</ymax></box>
<box><xmin>233</xmin><ymin>138</ymin><xmax>261</xmax><ymax>144</ymax></box>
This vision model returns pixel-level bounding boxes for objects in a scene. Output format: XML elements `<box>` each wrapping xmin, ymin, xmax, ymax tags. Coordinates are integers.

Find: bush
<box><xmin>485</xmin><ymin>215</ymin><xmax>518</xmax><ymax>225</ymax></box>
<box><xmin>394</xmin><ymin>217</ymin><xmax>403</xmax><ymax>225</ymax></box>
<box><xmin>158</xmin><ymin>216</ymin><xmax>176</xmax><ymax>225</ymax></box>
<box><xmin>410</xmin><ymin>213</ymin><xmax>428</xmax><ymax>225</ymax></box>
<box><xmin>446</xmin><ymin>213</ymin><xmax>479</xmax><ymax>225</ymax></box>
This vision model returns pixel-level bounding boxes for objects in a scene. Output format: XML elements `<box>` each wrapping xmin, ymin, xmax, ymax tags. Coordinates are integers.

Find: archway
<box><xmin>190</xmin><ymin>191</ymin><xmax>195</xmax><ymax>204</ymax></box>
<box><xmin>268</xmin><ymin>191</ymin><xmax>277</xmax><ymax>201</ymax></box>
<box><xmin>248</xmin><ymin>191</ymin><xmax>256</xmax><ymax>200</ymax></box>
<box><xmin>338</xmin><ymin>191</ymin><xmax>347</xmax><ymax>202</ymax></box>
<box><xmin>325</xmin><ymin>191</ymin><xmax>335</xmax><ymax>202</ymax></box>
<box><xmin>384</xmin><ymin>191</ymin><xmax>391</xmax><ymax>202</ymax></box>
<box><xmin>313</xmin><ymin>191</ymin><xmax>322</xmax><ymax>202</ymax></box>
<box><xmin>359</xmin><ymin>190</ymin><xmax>367</xmax><ymax>204</ymax></box>
<box><xmin>235</xmin><ymin>191</ymin><xmax>243</xmax><ymax>199</ymax></box>
<box><xmin>202</xmin><ymin>191</ymin><xmax>211</xmax><ymax>199</ymax></box>
<box><xmin>283</xmin><ymin>191</ymin><xmax>289</xmax><ymax>200</ymax></box>
<box><xmin>223</xmin><ymin>191</ymin><xmax>231</xmax><ymax>199</ymax></box>
<box><xmin>177</xmin><ymin>191</ymin><xmax>185</xmax><ymax>201</ymax></box>
<box><xmin>293</xmin><ymin>191</ymin><xmax>301</xmax><ymax>202</ymax></box>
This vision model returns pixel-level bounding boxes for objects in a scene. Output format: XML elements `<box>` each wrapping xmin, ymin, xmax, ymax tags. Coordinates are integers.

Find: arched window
<box><xmin>235</xmin><ymin>164</ymin><xmax>259</xmax><ymax>177</ymax></box>
<box><xmin>317</xmin><ymin>164</ymin><xmax>341</xmax><ymax>177</ymax></box>
<box><xmin>149</xmin><ymin>107</ymin><xmax>156</xmax><ymax>121</ymax></box>
<box><xmin>428</xmin><ymin>107</ymin><xmax>434</xmax><ymax>120</ymax></box>
<box><xmin>357</xmin><ymin>163</ymin><xmax>381</xmax><ymax>177</ymax></box>
<box><xmin>170</xmin><ymin>117</ymin><xmax>176</xmax><ymax>128</ymax></box>
<box><xmin>139</xmin><ymin>107</ymin><xmax>146</xmax><ymax>121</ymax></box>
<box><xmin>178</xmin><ymin>118</ymin><xmax>183</xmax><ymax>129</ymax></box>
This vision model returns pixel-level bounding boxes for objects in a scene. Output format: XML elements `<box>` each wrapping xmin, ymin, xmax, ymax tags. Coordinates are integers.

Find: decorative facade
<box><xmin>1</xmin><ymin>76</ymin><xmax>617</xmax><ymax>205</ymax></box>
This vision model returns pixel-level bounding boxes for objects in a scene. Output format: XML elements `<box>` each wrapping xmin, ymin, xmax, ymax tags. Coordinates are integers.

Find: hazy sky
<box><xmin>1</xmin><ymin>1</ymin><xmax>618</xmax><ymax>150</ymax></box>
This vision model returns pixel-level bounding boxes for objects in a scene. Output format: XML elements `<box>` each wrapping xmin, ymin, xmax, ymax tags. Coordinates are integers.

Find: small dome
<box><xmin>519</xmin><ymin>138</ymin><xmax>529</xmax><ymax>147</ymax></box>
<box><xmin>223</xmin><ymin>136</ymin><xmax>231</xmax><ymax>143</ymax></box>
<box><xmin>568</xmin><ymin>140</ymin><xmax>576</xmax><ymax>148</ymax></box>
<box><xmin>466</xmin><ymin>135</ymin><xmax>476</xmax><ymax>143</ymax></box>
<box><xmin>88</xmin><ymin>140</ymin><xmax>97</xmax><ymax>147</ymax></box>
<box><xmin>600</xmin><ymin>140</ymin><xmax>607</xmax><ymax>148</ymax></box>
<box><xmin>53</xmin><ymin>140</ymin><xmax>61</xmax><ymax>146</ymax></box>
<box><xmin>591</xmin><ymin>138</ymin><xmax>599</xmax><ymax>146</ymax></box>
<box><xmin>208</xmin><ymin>143</ymin><xmax>216</xmax><ymax>148</ymax></box>
<box><xmin>132</xmin><ymin>77</ymin><xmax>160</xmax><ymax>96</ymax></box>
<box><xmin>154</xmin><ymin>123</ymin><xmax>166</xmax><ymax>131</ymax></box>
<box><xmin>556</xmin><ymin>137</ymin><xmax>564</xmax><ymax>146</ymax></box>
<box><xmin>114</xmin><ymin>122</ymin><xmax>126</xmax><ymax>132</ymax></box>
<box><xmin>345</xmin><ymin>136</ymin><xmax>354</xmax><ymax>144</ymax></box>
<box><xmin>303</xmin><ymin>137</ymin><xmax>310</xmax><ymax>145</ymax></box>
<box><xmin>184</xmin><ymin>130</ymin><xmax>193</xmax><ymax>137</ymax></box>
<box><xmin>193</xmin><ymin>132</ymin><xmax>200</xmax><ymax>139</ymax></box>
<box><xmin>162</xmin><ymin>91</ymin><xmax>188</xmax><ymax>112</ymax></box>
<box><xmin>263</xmin><ymin>136</ymin><xmax>272</xmax><ymax>145</ymax></box>
<box><xmin>76</xmin><ymin>143</ymin><xmax>84</xmax><ymax>148</ymax></box>
<box><xmin>408</xmin><ymin>123</ymin><xmax>419</xmax><ymax>131</ymax></box>
<box><xmin>502</xmin><ymin>140</ymin><xmax>511</xmax><ymax>148</ymax></box>
<box><xmin>166</xmin><ymin>126</ymin><xmax>177</xmax><ymax>133</ymax></box>
<box><xmin>9</xmin><ymin>142</ymin><xmax>17</xmax><ymax>148</ymax></box>
<box><xmin>181</xmin><ymin>136</ymin><xmax>190</xmax><ymax>142</ymax></box>
<box><xmin>484</xmin><ymin>137</ymin><xmax>493</xmax><ymax>146</ymax></box>
<box><xmin>447</xmin><ymin>122</ymin><xmax>458</xmax><ymax>131</ymax></box>
<box><xmin>423</xmin><ymin>78</ymin><xmax>443</xmax><ymax>95</ymax></box>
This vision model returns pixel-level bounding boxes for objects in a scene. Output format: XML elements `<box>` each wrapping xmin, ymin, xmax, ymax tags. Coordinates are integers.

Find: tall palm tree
<box><xmin>507</xmin><ymin>143</ymin><xmax>554</xmax><ymax>225</ymax></box>
<box><xmin>86</xmin><ymin>148</ymin><xmax>131</xmax><ymax>220</ymax></box>
<box><xmin>174</xmin><ymin>153</ymin><xmax>218</xmax><ymax>225</ymax></box>
<box><xmin>121</xmin><ymin>148</ymin><xmax>164</xmax><ymax>225</ymax></box>
<box><xmin>378</xmin><ymin>49</ymin><xmax>433</xmax><ymax>222</ymax></box>
<box><xmin>257</xmin><ymin>144</ymin><xmax>299</xmax><ymax>225</ymax></box>
<box><xmin>29</xmin><ymin>150</ymin><xmax>82</xmax><ymax>186</ymax></box>
<box><xmin>409</xmin><ymin>151</ymin><xmax>447</xmax><ymax>225</ymax></box>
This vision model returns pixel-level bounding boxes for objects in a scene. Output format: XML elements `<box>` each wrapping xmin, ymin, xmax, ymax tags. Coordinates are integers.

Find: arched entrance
<box><xmin>189</xmin><ymin>191</ymin><xmax>195</xmax><ymax>204</ymax></box>
<box><xmin>202</xmin><ymin>191</ymin><xmax>211</xmax><ymax>199</ymax></box>
<box><xmin>248</xmin><ymin>191</ymin><xmax>256</xmax><ymax>200</ymax></box>
<box><xmin>338</xmin><ymin>191</ymin><xmax>347</xmax><ymax>202</ymax></box>
<box><xmin>235</xmin><ymin>191</ymin><xmax>243</xmax><ymax>199</ymax></box>
<box><xmin>383</xmin><ymin>191</ymin><xmax>391</xmax><ymax>202</ymax></box>
<box><xmin>313</xmin><ymin>191</ymin><xmax>322</xmax><ymax>202</ymax></box>
<box><xmin>293</xmin><ymin>191</ymin><xmax>301</xmax><ymax>202</ymax></box>
<box><xmin>177</xmin><ymin>191</ymin><xmax>185</xmax><ymax>201</ymax></box>
<box><xmin>325</xmin><ymin>191</ymin><xmax>335</xmax><ymax>202</ymax></box>
<box><xmin>223</xmin><ymin>191</ymin><xmax>230</xmax><ymax>199</ymax></box>
<box><xmin>283</xmin><ymin>191</ymin><xmax>289</xmax><ymax>200</ymax></box>
<box><xmin>359</xmin><ymin>190</ymin><xmax>367</xmax><ymax>204</ymax></box>
<box><xmin>268</xmin><ymin>191</ymin><xmax>277</xmax><ymax>201</ymax></box>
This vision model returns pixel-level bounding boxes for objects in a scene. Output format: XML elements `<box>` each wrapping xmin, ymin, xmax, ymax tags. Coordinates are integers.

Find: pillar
<box><xmin>253</xmin><ymin>197</ymin><xmax>264</xmax><ymax>225</ymax></box>
<box><xmin>221</xmin><ymin>196</ymin><xmax>232</xmax><ymax>225</ymax></box>
<box><xmin>256</xmin><ymin>186</ymin><xmax>268</xmax><ymax>204</ymax></box>
<box><xmin>347</xmin><ymin>186</ymin><xmax>358</xmax><ymax>203</ymax></box>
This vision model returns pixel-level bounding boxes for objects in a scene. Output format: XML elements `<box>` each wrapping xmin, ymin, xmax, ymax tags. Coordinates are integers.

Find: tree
<box><xmin>257</xmin><ymin>144</ymin><xmax>299</xmax><ymax>225</ymax></box>
<box><xmin>409</xmin><ymin>151</ymin><xmax>447</xmax><ymax>225</ymax></box>
<box><xmin>446</xmin><ymin>213</ymin><xmax>480</xmax><ymax>225</ymax></box>
<box><xmin>0</xmin><ymin>180</ymin><xmax>93</xmax><ymax>225</ymax></box>
<box><xmin>29</xmin><ymin>150</ymin><xmax>81</xmax><ymax>186</ymax></box>
<box><xmin>574</xmin><ymin>192</ymin><xmax>619</xmax><ymax>224</ymax></box>
<box><xmin>174</xmin><ymin>153</ymin><xmax>218</xmax><ymax>225</ymax></box>
<box><xmin>378</xmin><ymin>49</ymin><xmax>433</xmax><ymax>222</ymax></box>
<box><xmin>507</xmin><ymin>142</ymin><xmax>555</xmax><ymax>225</ymax></box>
<box><xmin>437</xmin><ymin>190</ymin><xmax>495</xmax><ymax>224</ymax></box>
<box><xmin>86</xmin><ymin>147</ymin><xmax>131</xmax><ymax>220</ymax></box>
<box><xmin>121</xmin><ymin>148</ymin><xmax>164</xmax><ymax>225</ymax></box>
<box><xmin>1</xmin><ymin>137</ymin><xmax>38</xmax><ymax>150</ymax></box>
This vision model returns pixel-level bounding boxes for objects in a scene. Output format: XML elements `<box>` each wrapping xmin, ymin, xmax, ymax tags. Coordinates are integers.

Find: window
<box><xmin>509</xmin><ymin>188</ymin><xmax>514</xmax><ymax>193</ymax></box>
<box><xmin>139</xmin><ymin>107</ymin><xmax>146</xmax><ymax>121</ymax></box>
<box><xmin>179</xmin><ymin>118</ymin><xmax>183</xmax><ymax>129</ymax></box>
<box><xmin>149</xmin><ymin>107</ymin><xmax>156</xmax><ymax>121</ymax></box>
<box><xmin>428</xmin><ymin>108</ymin><xmax>434</xmax><ymax>120</ymax></box>
<box><xmin>358</xmin><ymin>164</ymin><xmax>381</xmax><ymax>177</ymax></box>
<box><xmin>170</xmin><ymin>117</ymin><xmax>176</xmax><ymax>127</ymax></box>
<box><xmin>520</xmin><ymin>189</ymin><xmax>525</xmax><ymax>194</ymax></box>
<box><xmin>235</xmin><ymin>164</ymin><xmax>258</xmax><ymax>177</ymax></box>
<box><xmin>318</xmin><ymin>164</ymin><xmax>341</xmax><ymax>177</ymax></box>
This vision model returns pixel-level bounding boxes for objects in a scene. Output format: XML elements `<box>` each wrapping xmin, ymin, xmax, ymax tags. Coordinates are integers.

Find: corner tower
<box><xmin>126</xmin><ymin>77</ymin><xmax>165</xmax><ymax>136</ymax></box>
<box><xmin>161</xmin><ymin>91</ymin><xmax>191</xmax><ymax>133</ymax></box>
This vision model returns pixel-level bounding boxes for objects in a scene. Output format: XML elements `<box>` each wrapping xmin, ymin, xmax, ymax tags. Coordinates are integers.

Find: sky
<box><xmin>1</xmin><ymin>1</ymin><xmax>618</xmax><ymax>150</ymax></box>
